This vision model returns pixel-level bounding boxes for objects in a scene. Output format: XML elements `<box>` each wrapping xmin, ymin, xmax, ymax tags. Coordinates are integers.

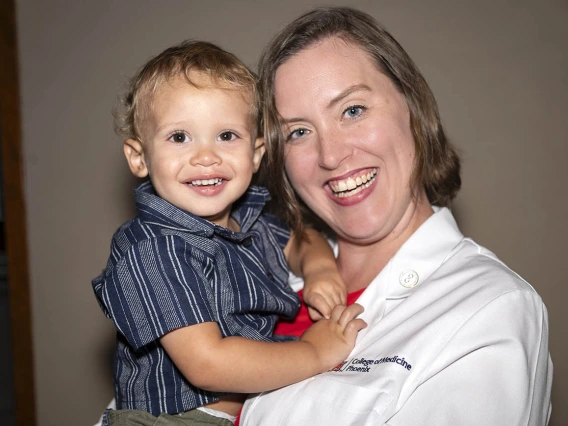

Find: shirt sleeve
<box><xmin>387</xmin><ymin>289</ymin><xmax>553</xmax><ymax>426</ymax></box>
<box><xmin>96</xmin><ymin>234</ymin><xmax>217</xmax><ymax>350</ymax></box>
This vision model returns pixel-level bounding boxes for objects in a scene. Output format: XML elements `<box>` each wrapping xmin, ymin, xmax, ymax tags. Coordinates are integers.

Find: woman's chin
<box><xmin>331</xmin><ymin>219</ymin><xmax>389</xmax><ymax>244</ymax></box>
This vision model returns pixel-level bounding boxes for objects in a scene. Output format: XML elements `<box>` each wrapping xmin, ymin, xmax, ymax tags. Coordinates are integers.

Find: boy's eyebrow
<box><xmin>154</xmin><ymin>121</ymin><xmax>187</xmax><ymax>133</ymax></box>
<box><xmin>279</xmin><ymin>84</ymin><xmax>372</xmax><ymax>125</ymax></box>
<box><xmin>153</xmin><ymin>120</ymin><xmax>254</xmax><ymax>136</ymax></box>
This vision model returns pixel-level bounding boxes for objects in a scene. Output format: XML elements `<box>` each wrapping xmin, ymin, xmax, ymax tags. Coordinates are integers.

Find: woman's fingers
<box><xmin>304</xmin><ymin>287</ymin><xmax>346</xmax><ymax>320</ymax></box>
<box><xmin>331</xmin><ymin>288</ymin><xmax>347</xmax><ymax>306</ymax></box>
<box><xmin>307</xmin><ymin>307</ymin><xmax>324</xmax><ymax>321</ymax></box>
<box><xmin>306</xmin><ymin>293</ymin><xmax>330</xmax><ymax>320</ymax></box>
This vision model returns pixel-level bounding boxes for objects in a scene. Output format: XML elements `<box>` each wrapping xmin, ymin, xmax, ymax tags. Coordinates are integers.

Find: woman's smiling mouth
<box><xmin>328</xmin><ymin>168</ymin><xmax>377</xmax><ymax>198</ymax></box>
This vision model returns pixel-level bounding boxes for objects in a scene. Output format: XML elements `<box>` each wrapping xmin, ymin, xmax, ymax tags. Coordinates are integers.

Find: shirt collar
<box><xmin>354</xmin><ymin>207</ymin><xmax>464</xmax><ymax>327</ymax></box>
<box><xmin>134</xmin><ymin>181</ymin><xmax>271</xmax><ymax>241</ymax></box>
<box><xmin>383</xmin><ymin>206</ymin><xmax>463</xmax><ymax>299</ymax></box>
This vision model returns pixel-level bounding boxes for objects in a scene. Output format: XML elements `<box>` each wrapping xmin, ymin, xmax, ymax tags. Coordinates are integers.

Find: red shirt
<box><xmin>275</xmin><ymin>287</ymin><xmax>366</xmax><ymax>336</ymax></box>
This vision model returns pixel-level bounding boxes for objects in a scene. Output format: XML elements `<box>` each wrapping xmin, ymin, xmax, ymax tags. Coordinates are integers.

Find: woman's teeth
<box><xmin>330</xmin><ymin>169</ymin><xmax>376</xmax><ymax>198</ymax></box>
<box><xmin>189</xmin><ymin>178</ymin><xmax>223</xmax><ymax>186</ymax></box>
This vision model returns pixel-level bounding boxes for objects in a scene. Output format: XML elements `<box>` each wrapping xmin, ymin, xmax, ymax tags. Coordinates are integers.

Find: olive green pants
<box><xmin>106</xmin><ymin>408</ymin><xmax>234</xmax><ymax>426</ymax></box>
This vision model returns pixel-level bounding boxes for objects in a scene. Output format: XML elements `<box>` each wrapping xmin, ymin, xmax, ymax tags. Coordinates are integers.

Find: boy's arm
<box><xmin>284</xmin><ymin>228</ymin><xmax>347</xmax><ymax>320</ymax></box>
<box><xmin>160</xmin><ymin>303</ymin><xmax>365</xmax><ymax>393</ymax></box>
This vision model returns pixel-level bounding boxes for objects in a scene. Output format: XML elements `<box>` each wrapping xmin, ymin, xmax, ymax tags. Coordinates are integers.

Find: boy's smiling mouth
<box><xmin>187</xmin><ymin>177</ymin><xmax>225</xmax><ymax>187</ymax></box>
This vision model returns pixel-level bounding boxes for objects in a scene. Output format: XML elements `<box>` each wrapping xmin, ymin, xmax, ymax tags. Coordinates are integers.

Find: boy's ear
<box><xmin>252</xmin><ymin>137</ymin><xmax>266</xmax><ymax>172</ymax></box>
<box><xmin>123</xmin><ymin>139</ymin><xmax>149</xmax><ymax>178</ymax></box>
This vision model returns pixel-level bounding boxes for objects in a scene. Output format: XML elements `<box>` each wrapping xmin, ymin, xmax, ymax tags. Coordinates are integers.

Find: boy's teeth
<box><xmin>189</xmin><ymin>178</ymin><xmax>223</xmax><ymax>186</ymax></box>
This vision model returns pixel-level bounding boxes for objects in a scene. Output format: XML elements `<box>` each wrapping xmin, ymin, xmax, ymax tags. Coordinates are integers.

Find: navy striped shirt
<box><xmin>92</xmin><ymin>181</ymin><xmax>300</xmax><ymax>416</ymax></box>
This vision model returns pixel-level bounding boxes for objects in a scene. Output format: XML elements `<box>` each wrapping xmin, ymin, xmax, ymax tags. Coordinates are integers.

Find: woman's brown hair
<box><xmin>257</xmin><ymin>7</ymin><xmax>461</xmax><ymax>237</ymax></box>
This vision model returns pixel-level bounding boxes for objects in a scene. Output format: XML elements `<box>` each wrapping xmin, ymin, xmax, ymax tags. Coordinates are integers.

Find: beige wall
<box><xmin>15</xmin><ymin>0</ymin><xmax>567</xmax><ymax>424</ymax></box>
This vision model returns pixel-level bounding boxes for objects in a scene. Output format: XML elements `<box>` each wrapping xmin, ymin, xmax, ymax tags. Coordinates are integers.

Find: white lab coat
<box><xmin>241</xmin><ymin>207</ymin><xmax>553</xmax><ymax>426</ymax></box>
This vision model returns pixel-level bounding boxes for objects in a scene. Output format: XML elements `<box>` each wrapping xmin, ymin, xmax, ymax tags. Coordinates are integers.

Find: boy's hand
<box><xmin>162</xmin><ymin>304</ymin><xmax>365</xmax><ymax>392</ymax></box>
<box><xmin>300</xmin><ymin>303</ymin><xmax>367</xmax><ymax>371</ymax></box>
<box><xmin>303</xmin><ymin>269</ymin><xmax>347</xmax><ymax>321</ymax></box>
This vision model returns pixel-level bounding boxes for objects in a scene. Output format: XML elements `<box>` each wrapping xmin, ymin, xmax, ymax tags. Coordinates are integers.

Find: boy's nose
<box><xmin>190</xmin><ymin>145</ymin><xmax>222</xmax><ymax>167</ymax></box>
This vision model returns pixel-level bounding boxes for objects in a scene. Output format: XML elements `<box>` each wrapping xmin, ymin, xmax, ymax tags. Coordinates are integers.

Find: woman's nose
<box><xmin>317</xmin><ymin>129</ymin><xmax>352</xmax><ymax>170</ymax></box>
<box><xmin>189</xmin><ymin>143</ymin><xmax>222</xmax><ymax>167</ymax></box>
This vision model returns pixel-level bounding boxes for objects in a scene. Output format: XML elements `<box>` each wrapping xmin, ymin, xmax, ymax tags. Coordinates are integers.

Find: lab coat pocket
<box><xmin>282</xmin><ymin>377</ymin><xmax>392</xmax><ymax>426</ymax></box>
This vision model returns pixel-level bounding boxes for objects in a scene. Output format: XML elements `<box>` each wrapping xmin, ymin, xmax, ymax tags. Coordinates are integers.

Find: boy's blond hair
<box><xmin>115</xmin><ymin>40</ymin><xmax>259</xmax><ymax>142</ymax></box>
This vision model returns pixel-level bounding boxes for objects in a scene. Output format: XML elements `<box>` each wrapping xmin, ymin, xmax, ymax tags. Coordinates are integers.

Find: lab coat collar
<box><xmin>355</xmin><ymin>207</ymin><xmax>464</xmax><ymax>329</ymax></box>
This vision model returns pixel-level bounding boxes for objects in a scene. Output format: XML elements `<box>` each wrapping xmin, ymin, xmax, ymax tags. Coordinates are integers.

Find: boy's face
<box><xmin>124</xmin><ymin>73</ymin><xmax>264</xmax><ymax>229</ymax></box>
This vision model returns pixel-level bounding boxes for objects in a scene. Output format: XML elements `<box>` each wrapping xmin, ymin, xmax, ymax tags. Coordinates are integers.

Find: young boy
<box><xmin>92</xmin><ymin>40</ymin><xmax>366</xmax><ymax>426</ymax></box>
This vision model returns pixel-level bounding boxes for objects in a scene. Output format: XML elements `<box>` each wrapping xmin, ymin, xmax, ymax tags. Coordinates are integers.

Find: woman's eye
<box><xmin>218</xmin><ymin>131</ymin><xmax>237</xmax><ymax>141</ymax></box>
<box><xmin>287</xmin><ymin>128</ymin><xmax>310</xmax><ymax>141</ymax></box>
<box><xmin>343</xmin><ymin>105</ymin><xmax>365</xmax><ymax>119</ymax></box>
<box><xmin>169</xmin><ymin>132</ymin><xmax>189</xmax><ymax>143</ymax></box>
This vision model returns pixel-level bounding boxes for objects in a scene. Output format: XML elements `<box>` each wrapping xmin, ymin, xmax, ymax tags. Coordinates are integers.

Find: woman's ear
<box><xmin>123</xmin><ymin>139</ymin><xmax>149</xmax><ymax>178</ymax></box>
<box><xmin>252</xmin><ymin>137</ymin><xmax>266</xmax><ymax>172</ymax></box>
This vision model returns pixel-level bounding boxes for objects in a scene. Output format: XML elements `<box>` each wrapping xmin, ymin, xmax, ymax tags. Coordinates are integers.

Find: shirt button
<box><xmin>267</xmin><ymin>271</ymin><xmax>274</xmax><ymax>281</ymax></box>
<box><xmin>243</xmin><ymin>237</ymin><xmax>253</xmax><ymax>248</ymax></box>
<box><xmin>399</xmin><ymin>270</ymin><xmax>419</xmax><ymax>288</ymax></box>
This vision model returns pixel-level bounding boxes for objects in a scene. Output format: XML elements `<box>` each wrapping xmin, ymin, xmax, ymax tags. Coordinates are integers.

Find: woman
<box><xmin>241</xmin><ymin>6</ymin><xmax>552</xmax><ymax>426</ymax></box>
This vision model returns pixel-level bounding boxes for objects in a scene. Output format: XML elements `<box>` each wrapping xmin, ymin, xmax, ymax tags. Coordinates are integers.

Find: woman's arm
<box><xmin>387</xmin><ymin>290</ymin><xmax>552</xmax><ymax>426</ymax></box>
<box><xmin>161</xmin><ymin>304</ymin><xmax>366</xmax><ymax>393</ymax></box>
<box><xmin>284</xmin><ymin>228</ymin><xmax>346</xmax><ymax>319</ymax></box>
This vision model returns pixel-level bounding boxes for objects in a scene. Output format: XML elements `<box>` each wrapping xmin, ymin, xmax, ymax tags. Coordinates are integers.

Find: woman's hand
<box><xmin>302</xmin><ymin>268</ymin><xmax>347</xmax><ymax>320</ymax></box>
<box><xmin>284</xmin><ymin>227</ymin><xmax>347</xmax><ymax>320</ymax></box>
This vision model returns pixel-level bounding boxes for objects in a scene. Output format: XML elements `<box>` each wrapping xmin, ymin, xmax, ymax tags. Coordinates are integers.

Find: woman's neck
<box><xmin>336</xmin><ymin>242</ymin><xmax>391</xmax><ymax>293</ymax></box>
<box><xmin>336</xmin><ymin>195</ymin><xmax>433</xmax><ymax>293</ymax></box>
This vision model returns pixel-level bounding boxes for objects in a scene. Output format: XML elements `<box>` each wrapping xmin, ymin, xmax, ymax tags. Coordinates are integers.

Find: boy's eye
<box><xmin>169</xmin><ymin>132</ymin><xmax>189</xmax><ymax>143</ymax></box>
<box><xmin>343</xmin><ymin>105</ymin><xmax>365</xmax><ymax>119</ymax></box>
<box><xmin>218</xmin><ymin>131</ymin><xmax>237</xmax><ymax>141</ymax></box>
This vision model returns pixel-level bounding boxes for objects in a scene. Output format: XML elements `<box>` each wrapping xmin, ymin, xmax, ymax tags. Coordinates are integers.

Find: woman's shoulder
<box><xmin>443</xmin><ymin>236</ymin><xmax>539</xmax><ymax>297</ymax></box>
<box><xmin>416</xmin><ymin>235</ymin><xmax>548</xmax><ymax>338</ymax></box>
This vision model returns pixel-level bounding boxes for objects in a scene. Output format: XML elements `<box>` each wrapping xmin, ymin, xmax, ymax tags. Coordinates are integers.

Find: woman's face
<box><xmin>275</xmin><ymin>37</ymin><xmax>429</xmax><ymax>245</ymax></box>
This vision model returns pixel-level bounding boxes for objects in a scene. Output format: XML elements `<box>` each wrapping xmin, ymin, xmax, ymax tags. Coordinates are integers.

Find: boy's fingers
<box><xmin>329</xmin><ymin>304</ymin><xmax>347</xmax><ymax>322</ymax></box>
<box><xmin>337</xmin><ymin>303</ymin><xmax>364</xmax><ymax>327</ymax></box>
<box><xmin>343</xmin><ymin>318</ymin><xmax>368</xmax><ymax>339</ymax></box>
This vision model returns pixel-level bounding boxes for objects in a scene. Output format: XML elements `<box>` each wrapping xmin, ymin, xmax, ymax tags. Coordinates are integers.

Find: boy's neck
<box><xmin>227</xmin><ymin>216</ymin><xmax>240</xmax><ymax>232</ymax></box>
